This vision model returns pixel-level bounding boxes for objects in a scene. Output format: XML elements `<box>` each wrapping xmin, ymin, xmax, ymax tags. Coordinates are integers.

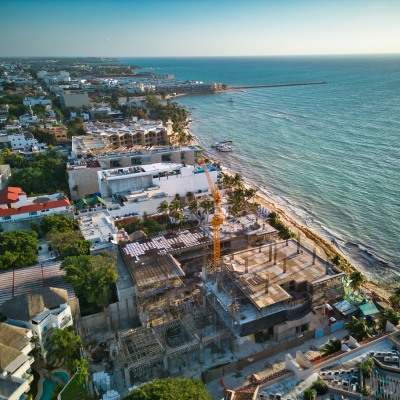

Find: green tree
<box><xmin>157</xmin><ymin>200</ymin><xmax>170</xmax><ymax>226</ymax></box>
<box><xmin>61</xmin><ymin>253</ymin><xmax>117</xmax><ymax>308</ymax></box>
<box><xmin>199</xmin><ymin>197</ymin><xmax>213</xmax><ymax>226</ymax></box>
<box><xmin>379</xmin><ymin>308</ymin><xmax>400</xmax><ymax>330</ymax></box>
<box><xmin>9</xmin><ymin>152</ymin><xmax>68</xmax><ymax>195</ymax></box>
<box><xmin>311</xmin><ymin>379</ymin><xmax>328</xmax><ymax>395</ymax></box>
<box><xmin>302</xmin><ymin>388</ymin><xmax>315</xmax><ymax>400</ymax></box>
<box><xmin>345</xmin><ymin>317</ymin><xmax>373</xmax><ymax>342</ymax></box>
<box><xmin>349</xmin><ymin>270</ymin><xmax>366</xmax><ymax>293</ymax></box>
<box><xmin>125</xmin><ymin>377</ymin><xmax>211</xmax><ymax>400</ymax></box>
<box><xmin>320</xmin><ymin>338</ymin><xmax>341</xmax><ymax>355</ymax></box>
<box><xmin>52</xmin><ymin>326</ymin><xmax>81</xmax><ymax>370</ymax></box>
<box><xmin>187</xmin><ymin>199</ymin><xmax>199</xmax><ymax>221</ymax></box>
<box><xmin>72</xmin><ymin>358</ymin><xmax>89</xmax><ymax>385</ymax></box>
<box><xmin>0</xmin><ymin>230</ymin><xmax>38</xmax><ymax>270</ymax></box>
<box><xmin>389</xmin><ymin>286</ymin><xmax>400</xmax><ymax>310</ymax></box>
<box><xmin>1</xmin><ymin>147</ymin><xmax>27</xmax><ymax>168</ymax></box>
<box><xmin>360</xmin><ymin>358</ymin><xmax>374</xmax><ymax>387</ymax></box>
<box><xmin>39</xmin><ymin>215</ymin><xmax>78</xmax><ymax>236</ymax></box>
<box><xmin>48</xmin><ymin>231</ymin><xmax>92</xmax><ymax>259</ymax></box>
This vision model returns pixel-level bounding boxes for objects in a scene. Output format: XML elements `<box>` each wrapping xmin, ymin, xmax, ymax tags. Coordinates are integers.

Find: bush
<box><xmin>312</xmin><ymin>379</ymin><xmax>328</xmax><ymax>395</ymax></box>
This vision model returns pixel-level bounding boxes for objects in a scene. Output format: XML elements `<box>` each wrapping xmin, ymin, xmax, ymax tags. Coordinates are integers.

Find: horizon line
<box><xmin>1</xmin><ymin>52</ymin><xmax>400</xmax><ymax>59</ymax></box>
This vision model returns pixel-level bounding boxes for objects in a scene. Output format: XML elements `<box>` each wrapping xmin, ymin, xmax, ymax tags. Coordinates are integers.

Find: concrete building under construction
<box><xmin>115</xmin><ymin>214</ymin><xmax>343</xmax><ymax>389</ymax></box>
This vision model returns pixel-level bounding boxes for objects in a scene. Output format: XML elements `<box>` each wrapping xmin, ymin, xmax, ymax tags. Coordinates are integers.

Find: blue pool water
<box><xmin>39</xmin><ymin>371</ymin><xmax>69</xmax><ymax>400</ymax></box>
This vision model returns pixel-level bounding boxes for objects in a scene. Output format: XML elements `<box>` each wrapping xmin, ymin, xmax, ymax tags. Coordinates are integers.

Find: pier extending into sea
<box><xmin>229</xmin><ymin>81</ymin><xmax>327</xmax><ymax>90</ymax></box>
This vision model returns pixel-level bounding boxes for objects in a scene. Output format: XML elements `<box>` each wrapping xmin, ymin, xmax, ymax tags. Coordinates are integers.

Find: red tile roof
<box><xmin>0</xmin><ymin>199</ymin><xmax>70</xmax><ymax>217</ymax></box>
<box><xmin>0</xmin><ymin>187</ymin><xmax>25</xmax><ymax>204</ymax></box>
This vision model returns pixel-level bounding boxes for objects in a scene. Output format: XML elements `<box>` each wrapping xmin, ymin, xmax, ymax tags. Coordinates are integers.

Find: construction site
<box><xmin>79</xmin><ymin>164</ymin><xmax>344</xmax><ymax>394</ymax></box>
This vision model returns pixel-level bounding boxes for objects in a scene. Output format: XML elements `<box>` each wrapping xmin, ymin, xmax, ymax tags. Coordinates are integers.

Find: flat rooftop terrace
<box><xmin>222</xmin><ymin>239</ymin><xmax>333</xmax><ymax>309</ymax></box>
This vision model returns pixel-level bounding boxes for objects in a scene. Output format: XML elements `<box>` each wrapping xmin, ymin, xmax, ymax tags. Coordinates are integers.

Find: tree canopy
<box><xmin>0</xmin><ymin>230</ymin><xmax>38</xmax><ymax>270</ymax></box>
<box><xmin>125</xmin><ymin>377</ymin><xmax>211</xmax><ymax>400</ymax></box>
<box><xmin>48</xmin><ymin>231</ymin><xmax>92</xmax><ymax>259</ymax></box>
<box><xmin>61</xmin><ymin>253</ymin><xmax>117</xmax><ymax>308</ymax></box>
<box><xmin>8</xmin><ymin>152</ymin><xmax>68</xmax><ymax>195</ymax></box>
<box><xmin>52</xmin><ymin>326</ymin><xmax>81</xmax><ymax>370</ymax></box>
<box><xmin>39</xmin><ymin>214</ymin><xmax>78</xmax><ymax>236</ymax></box>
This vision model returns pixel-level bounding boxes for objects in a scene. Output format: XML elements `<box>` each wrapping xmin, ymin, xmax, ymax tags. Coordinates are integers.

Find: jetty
<box><xmin>229</xmin><ymin>81</ymin><xmax>327</xmax><ymax>90</ymax></box>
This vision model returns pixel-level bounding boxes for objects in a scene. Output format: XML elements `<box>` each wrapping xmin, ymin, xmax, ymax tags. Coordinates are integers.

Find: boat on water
<box><xmin>217</xmin><ymin>144</ymin><xmax>233</xmax><ymax>152</ymax></box>
<box><xmin>211</xmin><ymin>139</ymin><xmax>233</xmax><ymax>148</ymax></box>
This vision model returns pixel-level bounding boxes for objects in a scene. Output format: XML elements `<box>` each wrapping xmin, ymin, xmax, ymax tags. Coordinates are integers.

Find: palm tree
<box><xmin>345</xmin><ymin>316</ymin><xmax>373</xmax><ymax>342</ymax></box>
<box><xmin>320</xmin><ymin>338</ymin><xmax>342</xmax><ymax>355</ymax></box>
<box><xmin>187</xmin><ymin>199</ymin><xmax>199</xmax><ymax>222</ymax></box>
<box><xmin>186</xmin><ymin>191</ymin><xmax>195</xmax><ymax>203</ymax></box>
<box><xmin>199</xmin><ymin>197</ymin><xmax>213</xmax><ymax>226</ymax></box>
<box><xmin>232</xmin><ymin>173</ymin><xmax>244</xmax><ymax>189</ymax></box>
<box><xmin>169</xmin><ymin>197</ymin><xmax>183</xmax><ymax>214</ymax></box>
<box><xmin>72</xmin><ymin>358</ymin><xmax>89</xmax><ymax>385</ymax></box>
<box><xmin>229</xmin><ymin>188</ymin><xmax>246</xmax><ymax>215</ymax></box>
<box><xmin>303</xmin><ymin>388</ymin><xmax>315</xmax><ymax>400</ymax></box>
<box><xmin>221</xmin><ymin>172</ymin><xmax>234</xmax><ymax>189</ymax></box>
<box><xmin>379</xmin><ymin>308</ymin><xmax>400</xmax><ymax>330</ymax></box>
<box><xmin>349</xmin><ymin>270</ymin><xmax>366</xmax><ymax>294</ymax></box>
<box><xmin>157</xmin><ymin>200</ymin><xmax>170</xmax><ymax>228</ymax></box>
<box><xmin>389</xmin><ymin>286</ymin><xmax>400</xmax><ymax>310</ymax></box>
<box><xmin>359</xmin><ymin>358</ymin><xmax>374</xmax><ymax>387</ymax></box>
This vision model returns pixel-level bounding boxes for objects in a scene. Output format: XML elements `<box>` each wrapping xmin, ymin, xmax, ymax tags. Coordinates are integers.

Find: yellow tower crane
<box><xmin>200</xmin><ymin>160</ymin><xmax>224</xmax><ymax>268</ymax></box>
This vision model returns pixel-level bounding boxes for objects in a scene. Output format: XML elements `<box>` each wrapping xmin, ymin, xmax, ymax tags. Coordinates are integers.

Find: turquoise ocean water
<box><xmin>119</xmin><ymin>56</ymin><xmax>400</xmax><ymax>283</ymax></box>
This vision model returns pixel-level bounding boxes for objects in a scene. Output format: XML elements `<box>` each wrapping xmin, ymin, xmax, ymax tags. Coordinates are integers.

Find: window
<box><xmin>2</xmin><ymin>216</ymin><xmax>11</xmax><ymax>220</ymax></box>
<box><xmin>29</xmin><ymin>211</ymin><xmax>37</xmax><ymax>216</ymax></box>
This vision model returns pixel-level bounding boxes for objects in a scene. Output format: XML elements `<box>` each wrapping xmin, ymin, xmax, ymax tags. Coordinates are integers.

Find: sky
<box><xmin>1</xmin><ymin>0</ymin><xmax>400</xmax><ymax>57</ymax></box>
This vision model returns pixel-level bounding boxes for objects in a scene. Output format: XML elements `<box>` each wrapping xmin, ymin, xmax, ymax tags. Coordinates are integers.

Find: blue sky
<box><xmin>1</xmin><ymin>0</ymin><xmax>400</xmax><ymax>57</ymax></box>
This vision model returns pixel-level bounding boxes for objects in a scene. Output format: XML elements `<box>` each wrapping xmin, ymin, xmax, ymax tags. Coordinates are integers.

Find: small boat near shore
<box><xmin>211</xmin><ymin>139</ymin><xmax>233</xmax><ymax>148</ymax></box>
<box><xmin>217</xmin><ymin>144</ymin><xmax>233</xmax><ymax>152</ymax></box>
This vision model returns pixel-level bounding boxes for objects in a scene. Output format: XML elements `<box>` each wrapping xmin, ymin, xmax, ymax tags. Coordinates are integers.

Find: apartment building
<box><xmin>0</xmin><ymin>323</ymin><xmax>34</xmax><ymax>400</ymax></box>
<box><xmin>0</xmin><ymin>287</ymin><xmax>73</xmax><ymax>362</ymax></box>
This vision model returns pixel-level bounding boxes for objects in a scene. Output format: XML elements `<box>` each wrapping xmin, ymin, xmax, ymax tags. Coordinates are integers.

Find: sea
<box><xmin>118</xmin><ymin>55</ymin><xmax>400</xmax><ymax>284</ymax></box>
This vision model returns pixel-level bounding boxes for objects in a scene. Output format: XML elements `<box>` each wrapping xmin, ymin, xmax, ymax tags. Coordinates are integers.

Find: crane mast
<box><xmin>201</xmin><ymin>160</ymin><xmax>224</xmax><ymax>269</ymax></box>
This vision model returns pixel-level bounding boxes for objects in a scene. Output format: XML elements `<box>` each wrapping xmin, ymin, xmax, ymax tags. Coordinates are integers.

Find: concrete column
<box><xmin>163</xmin><ymin>355</ymin><xmax>169</xmax><ymax>371</ymax></box>
<box><xmin>124</xmin><ymin>367</ymin><xmax>131</xmax><ymax>389</ymax></box>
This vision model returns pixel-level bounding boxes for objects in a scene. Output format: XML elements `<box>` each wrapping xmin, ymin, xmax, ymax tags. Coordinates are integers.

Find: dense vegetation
<box><xmin>0</xmin><ymin>230</ymin><xmax>38</xmax><ymax>270</ymax></box>
<box><xmin>125</xmin><ymin>377</ymin><xmax>211</xmax><ymax>400</ymax></box>
<box><xmin>61</xmin><ymin>253</ymin><xmax>117</xmax><ymax>309</ymax></box>
<box><xmin>8</xmin><ymin>151</ymin><xmax>68</xmax><ymax>195</ymax></box>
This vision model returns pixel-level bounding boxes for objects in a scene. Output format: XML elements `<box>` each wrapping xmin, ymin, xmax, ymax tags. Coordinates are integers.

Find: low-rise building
<box><xmin>97</xmin><ymin>163</ymin><xmax>218</xmax><ymax>217</ymax></box>
<box><xmin>0</xmin><ymin>287</ymin><xmax>73</xmax><ymax>362</ymax></box>
<box><xmin>0</xmin><ymin>323</ymin><xmax>34</xmax><ymax>400</ymax></box>
<box><xmin>42</xmin><ymin>124</ymin><xmax>68</xmax><ymax>143</ymax></box>
<box><xmin>0</xmin><ymin>187</ymin><xmax>71</xmax><ymax>224</ymax></box>
<box><xmin>61</xmin><ymin>89</ymin><xmax>89</xmax><ymax>109</ymax></box>
<box><xmin>67</xmin><ymin>145</ymin><xmax>204</xmax><ymax>200</ymax></box>
<box><xmin>22</xmin><ymin>96</ymin><xmax>52</xmax><ymax>106</ymax></box>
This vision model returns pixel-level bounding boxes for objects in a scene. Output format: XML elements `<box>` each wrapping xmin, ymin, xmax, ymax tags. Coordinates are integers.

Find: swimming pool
<box><xmin>39</xmin><ymin>370</ymin><xmax>69</xmax><ymax>400</ymax></box>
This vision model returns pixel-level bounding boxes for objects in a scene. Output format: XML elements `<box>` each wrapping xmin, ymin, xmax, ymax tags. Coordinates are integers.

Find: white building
<box><xmin>0</xmin><ymin>287</ymin><xmax>73</xmax><ymax>362</ymax></box>
<box><xmin>0</xmin><ymin>323</ymin><xmax>34</xmax><ymax>400</ymax></box>
<box><xmin>22</xmin><ymin>96</ymin><xmax>52</xmax><ymax>106</ymax></box>
<box><xmin>0</xmin><ymin>187</ymin><xmax>71</xmax><ymax>224</ymax></box>
<box><xmin>97</xmin><ymin>163</ymin><xmax>218</xmax><ymax>217</ymax></box>
<box><xmin>7</xmin><ymin>132</ymin><xmax>41</xmax><ymax>150</ymax></box>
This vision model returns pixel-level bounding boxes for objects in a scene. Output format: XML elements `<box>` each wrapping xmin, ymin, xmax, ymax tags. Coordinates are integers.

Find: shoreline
<box><xmin>191</xmin><ymin>139</ymin><xmax>393</xmax><ymax>302</ymax></box>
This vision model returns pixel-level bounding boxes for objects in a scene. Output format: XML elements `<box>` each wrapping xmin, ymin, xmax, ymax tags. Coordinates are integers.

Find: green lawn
<box><xmin>60</xmin><ymin>374</ymin><xmax>86</xmax><ymax>400</ymax></box>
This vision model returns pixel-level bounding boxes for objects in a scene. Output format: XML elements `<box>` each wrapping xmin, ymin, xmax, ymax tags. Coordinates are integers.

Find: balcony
<box><xmin>60</xmin><ymin>316</ymin><xmax>72</xmax><ymax>329</ymax></box>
